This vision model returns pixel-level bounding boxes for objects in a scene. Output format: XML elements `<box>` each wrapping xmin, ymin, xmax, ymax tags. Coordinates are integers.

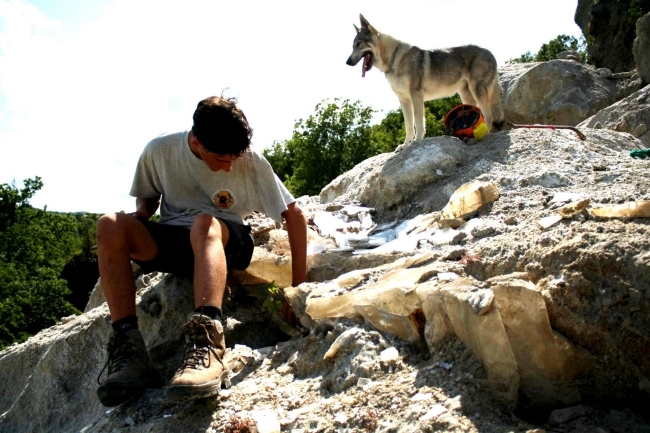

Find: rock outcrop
<box><xmin>634</xmin><ymin>12</ymin><xmax>650</xmax><ymax>85</ymax></box>
<box><xmin>287</xmin><ymin>264</ymin><xmax>589</xmax><ymax>412</ymax></box>
<box><xmin>496</xmin><ymin>60</ymin><xmax>642</xmax><ymax>129</ymax></box>
<box><xmin>579</xmin><ymin>84</ymin><xmax>650</xmax><ymax>146</ymax></box>
<box><xmin>320</xmin><ymin>137</ymin><xmax>470</xmax><ymax>217</ymax></box>
<box><xmin>500</xmin><ymin>61</ymin><xmax>620</xmax><ymax>126</ymax></box>
<box><xmin>574</xmin><ymin>0</ymin><xmax>642</xmax><ymax>72</ymax></box>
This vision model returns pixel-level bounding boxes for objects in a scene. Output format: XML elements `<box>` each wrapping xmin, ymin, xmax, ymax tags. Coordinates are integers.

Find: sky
<box><xmin>0</xmin><ymin>0</ymin><xmax>582</xmax><ymax>214</ymax></box>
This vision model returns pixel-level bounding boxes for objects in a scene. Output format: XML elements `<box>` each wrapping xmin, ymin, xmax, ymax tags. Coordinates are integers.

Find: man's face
<box><xmin>191</xmin><ymin>138</ymin><xmax>238</xmax><ymax>172</ymax></box>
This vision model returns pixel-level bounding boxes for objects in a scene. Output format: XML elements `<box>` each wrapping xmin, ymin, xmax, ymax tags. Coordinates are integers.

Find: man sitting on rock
<box><xmin>95</xmin><ymin>95</ymin><xmax>307</xmax><ymax>407</ymax></box>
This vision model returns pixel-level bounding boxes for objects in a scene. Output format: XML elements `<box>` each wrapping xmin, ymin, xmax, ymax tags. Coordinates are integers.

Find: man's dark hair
<box><xmin>192</xmin><ymin>95</ymin><xmax>253</xmax><ymax>156</ymax></box>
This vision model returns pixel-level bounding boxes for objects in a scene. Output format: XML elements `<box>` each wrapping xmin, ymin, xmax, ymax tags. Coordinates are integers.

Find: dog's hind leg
<box><xmin>487</xmin><ymin>80</ymin><xmax>505</xmax><ymax>131</ymax></box>
<box><xmin>458</xmin><ymin>81</ymin><xmax>478</xmax><ymax>106</ymax></box>
<box><xmin>468</xmin><ymin>81</ymin><xmax>494</xmax><ymax>130</ymax></box>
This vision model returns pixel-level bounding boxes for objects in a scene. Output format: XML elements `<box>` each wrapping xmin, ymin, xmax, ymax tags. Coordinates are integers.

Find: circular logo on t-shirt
<box><xmin>213</xmin><ymin>189</ymin><xmax>235</xmax><ymax>210</ymax></box>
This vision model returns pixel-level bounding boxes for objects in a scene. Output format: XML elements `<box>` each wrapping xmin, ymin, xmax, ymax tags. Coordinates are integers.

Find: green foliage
<box><xmin>263</xmin><ymin>141</ymin><xmax>296</xmax><ymax>182</ymax></box>
<box><xmin>536</xmin><ymin>35</ymin><xmax>583</xmax><ymax>61</ymax></box>
<box><xmin>509</xmin><ymin>51</ymin><xmax>534</xmax><ymax>64</ymax></box>
<box><xmin>508</xmin><ymin>34</ymin><xmax>588</xmax><ymax>64</ymax></box>
<box><xmin>370</xmin><ymin>109</ymin><xmax>406</xmax><ymax>152</ymax></box>
<box><xmin>263</xmin><ymin>98</ymin><xmax>380</xmax><ymax>197</ymax></box>
<box><xmin>624</xmin><ymin>0</ymin><xmax>650</xmax><ymax>45</ymax></box>
<box><xmin>68</xmin><ymin>212</ymin><xmax>99</xmax><ymax>262</ymax></box>
<box><xmin>424</xmin><ymin>96</ymin><xmax>463</xmax><ymax>136</ymax></box>
<box><xmin>0</xmin><ymin>178</ymin><xmax>81</xmax><ymax>350</ymax></box>
<box><xmin>371</xmin><ymin>95</ymin><xmax>461</xmax><ymax>149</ymax></box>
<box><xmin>264</xmin><ymin>96</ymin><xmax>462</xmax><ymax>197</ymax></box>
<box><xmin>59</xmin><ymin>212</ymin><xmax>100</xmax><ymax>311</ymax></box>
<box><xmin>0</xmin><ymin>177</ymin><xmax>43</xmax><ymax>232</ymax></box>
<box><xmin>625</xmin><ymin>0</ymin><xmax>650</xmax><ymax>22</ymax></box>
<box><xmin>261</xmin><ymin>283</ymin><xmax>283</xmax><ymax>316</ymax></box>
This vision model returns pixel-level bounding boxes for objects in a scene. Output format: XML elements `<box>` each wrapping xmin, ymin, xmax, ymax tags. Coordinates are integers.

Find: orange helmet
<box><xmin>443</xmin><ymin>104</ymin><xmax>487</xmax><ymax>140</ymax></box>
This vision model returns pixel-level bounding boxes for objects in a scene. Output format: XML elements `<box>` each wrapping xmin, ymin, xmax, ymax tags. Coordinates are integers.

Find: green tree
<box><xmin>627</xmin><ymin>0</ymin><xmax>650</xmax><ymax>19</ymax></box>
<box><xmin>508</xmin><ymin>34</ymin><xmax>588</xmax><ymax>64</ymax></box>
<box><xmin>263</xmin><ymin>140</ymin><xmax>296</xmax><ymax>186</ymax></box>
<box><xmin>371</xmin><ymin>95</ymin><xmax>462</xmax><ymax>148</ymax></box>
<box><xmin>60</xmin><ymin>212</ymin><xmax>100</xmax><ymax>311</ymax></box>
<box><xmin>536</xmin><ymin>34</ymin><xmax>583</xmax><ymax>61</ymax></box>
<box><xmin>424</xmin><ymin>96</ymin><xmax>463</xmax><ymax>136</ymax></box>
<box><xmin>0</xmin><ymin>177</ymin><xmax>43</xmax><ymax>232</ymax></box>
<box><xmin>263</xmin><ymin>98</ymin><xmax>380</xmax><ymax>197</ymax></box>
<box><xmin>0</xmin><ymin>178</ymin><xmax>80</xmax><ymax>349</ymax></box>
<box><xmin>508</xmin><ymin>51</ymin><xmax>534</xmax><ymax>64</ymax></box>
<box><xmin>370</xmin><ymin>109</ymin><xmax>407</xmax><ymax>152</ymax></box>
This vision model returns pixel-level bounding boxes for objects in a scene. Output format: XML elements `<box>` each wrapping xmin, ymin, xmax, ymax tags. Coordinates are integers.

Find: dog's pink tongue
<box><xmin>362</xmin><ymin>53</ymin><xmax>370</xmax><ymax>78</ymax></box>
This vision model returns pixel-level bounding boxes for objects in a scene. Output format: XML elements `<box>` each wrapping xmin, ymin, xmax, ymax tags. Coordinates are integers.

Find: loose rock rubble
<box><xmin>81</xmin><ymin>324</ymin><xmax>649</xmax><ymax>433</ymax></box>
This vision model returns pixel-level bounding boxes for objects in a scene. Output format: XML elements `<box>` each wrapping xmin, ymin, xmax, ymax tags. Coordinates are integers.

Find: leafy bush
<box><xmin>59</xmin><ymin>212</ymin><xmax>100</xmax><ymax>311</ymax></box>
<box><xmin>264</xmin><ymin>98</ymin><xmax>379</xmax><ymax>197</ymax></box>
<box><xmin>0</xmin><ymin>177</ymin><xmax>81</xmax><ymax>349</ymax></box>
<box><xmin>508</xmin><ymin>34</ymin><xmax>588</xmax><ymax>64</ymax></box>
<box><xmin>626</xmin><ymin>0</ymin><xmax>650</xmax><ymax>24</ymax></box>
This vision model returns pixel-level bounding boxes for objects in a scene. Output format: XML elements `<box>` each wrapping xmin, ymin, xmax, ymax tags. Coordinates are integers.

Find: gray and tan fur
<box><xmin>346</xmin><ymin>14</ymin><xmax>505</xmax><ymax>150</ymax></box>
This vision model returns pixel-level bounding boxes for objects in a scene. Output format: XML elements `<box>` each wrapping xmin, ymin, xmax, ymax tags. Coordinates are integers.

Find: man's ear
<box><xmin>189</xmin><ymin>134</ymin><xmax>202</xmax><ymax>152</ymax></box>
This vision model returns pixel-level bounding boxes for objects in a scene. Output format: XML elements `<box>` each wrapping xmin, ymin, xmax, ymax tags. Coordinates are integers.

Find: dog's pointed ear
<box><xmin>359</xmin><ymin>14</ymin><xmax>378</xmax><ymax>34</ymax></box>
<box><xmin>359</xmin><ymin>14</ymin><xmax>370</xmax><ymax>29</ymax></box>
<box><xmin>353</xmin><ymin>23</ymin><xmax>359</xmax><ymax>33</ymax></box>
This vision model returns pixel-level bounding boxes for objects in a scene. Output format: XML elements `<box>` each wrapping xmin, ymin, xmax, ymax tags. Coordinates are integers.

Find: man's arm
<box><xmin>130</xmin><ymin>196</ymin><xmax>161</xmax><ymax>221</ymax></box>
<box><xmin>282</xmin><ymin>202</ymin><xmax>308</xmax><ymax>286</ymax></box>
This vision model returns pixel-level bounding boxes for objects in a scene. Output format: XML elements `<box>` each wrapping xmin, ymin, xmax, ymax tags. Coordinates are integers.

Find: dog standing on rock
<box><xmin>346</xmin><ymin>14</ymin><xmax>505</xmax><ymax>151</ymax></box>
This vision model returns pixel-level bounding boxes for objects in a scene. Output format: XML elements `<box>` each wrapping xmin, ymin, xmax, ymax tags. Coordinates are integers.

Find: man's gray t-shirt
<box><xmin>130</xmin><ymin>131</ymin><xmax>295</xmax><ymax>228</ymax></box>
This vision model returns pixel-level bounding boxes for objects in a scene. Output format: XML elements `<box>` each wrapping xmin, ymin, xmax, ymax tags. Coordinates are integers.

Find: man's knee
<box><xmin>97</xmin><ymin>213</ymin><xmax>124</xmax><ymax>244</ymax></box>
<box><xmin>190</xmin><ymin>214</ymin><xmax>229</xmax><ymax>247</ymax></box>
<box><xmin>97</xmin><ymin>213</ymin><xmax>145</xmax><ymax>248</ymax></box>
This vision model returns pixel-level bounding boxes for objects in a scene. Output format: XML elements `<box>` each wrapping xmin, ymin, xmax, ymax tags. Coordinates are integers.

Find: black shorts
<box><xmin>132</xmin><ymin>218</ymin><xmax>254</xmax><ymax>275</ymax></box>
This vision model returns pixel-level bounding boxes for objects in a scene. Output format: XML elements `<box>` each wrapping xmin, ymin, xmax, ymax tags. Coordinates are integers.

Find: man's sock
<box><xmin>112</xmin><ymin>315</ymin><xmax>138</xmax><ymax>333</ymax></box>
<box><xmin>194</xmin><ymin>306</ymin><xmax>222</xmax><ymax>321</ymax></box>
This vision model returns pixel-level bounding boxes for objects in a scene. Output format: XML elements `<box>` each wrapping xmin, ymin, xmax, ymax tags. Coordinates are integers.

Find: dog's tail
<box><xmin>488</xmin><ymin>79</ymin><xmax>505</xmax><ymax>131</ymax></box>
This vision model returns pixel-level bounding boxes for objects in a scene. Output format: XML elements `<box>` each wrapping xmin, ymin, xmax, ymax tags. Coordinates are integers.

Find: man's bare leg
<box><xmin>95</xmin><ymin>213</ymin><xmax>161</xmax><ymax>407</ymax></box>
<box><xmin>96</xmin><ymin>213</ymin><xmax>158</xmax><ymax>321</ymax></box>
<box><xmin>189</xmin><ymin>213</ymin><xmax>230</xmax><ymax>309</ymax></box>
<box><xmin>166</xmin><ymin>214</ymin><xmax>230</xmax><ymax>402</ymax></box>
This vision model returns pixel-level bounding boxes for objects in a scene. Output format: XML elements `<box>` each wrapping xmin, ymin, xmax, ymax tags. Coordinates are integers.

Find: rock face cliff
<box><xmin>574</xmin><ymin>0</ymin><xmax>649</xmax><ymax>72</ymax></box>
<box><xmin>635</xmin><ymin>12</ymin><xmax>650</xmax><ymax>85</ymax></box>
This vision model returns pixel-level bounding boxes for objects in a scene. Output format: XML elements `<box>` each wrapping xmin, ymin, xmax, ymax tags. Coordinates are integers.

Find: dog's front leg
<box><xmin>396</xmin><ymin>94</ymin><xmax>415</xmax><ymax>151</ymax></box>
<box><xmin>412</xmin><ymin>92</ymin><xmax>426</xmax><ymax>141</ymax></box>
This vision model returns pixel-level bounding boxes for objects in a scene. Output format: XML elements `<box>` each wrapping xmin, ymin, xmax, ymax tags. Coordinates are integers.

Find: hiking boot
<box><xmin>97</xmin><ymin>329</ymin><xmax>162</xmax><ymax>407</ymax></box>
<box><xmin>165</xmin><ymin>313</ymin><xmax>229</xmax><ymax>402</ymax></box>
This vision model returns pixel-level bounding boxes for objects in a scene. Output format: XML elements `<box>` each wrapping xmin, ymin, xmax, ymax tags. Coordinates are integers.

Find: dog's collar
<box><xmin>386</xmin><ymin>46</ymin><xmax>399</xmax><ymax>74</ymax></box>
